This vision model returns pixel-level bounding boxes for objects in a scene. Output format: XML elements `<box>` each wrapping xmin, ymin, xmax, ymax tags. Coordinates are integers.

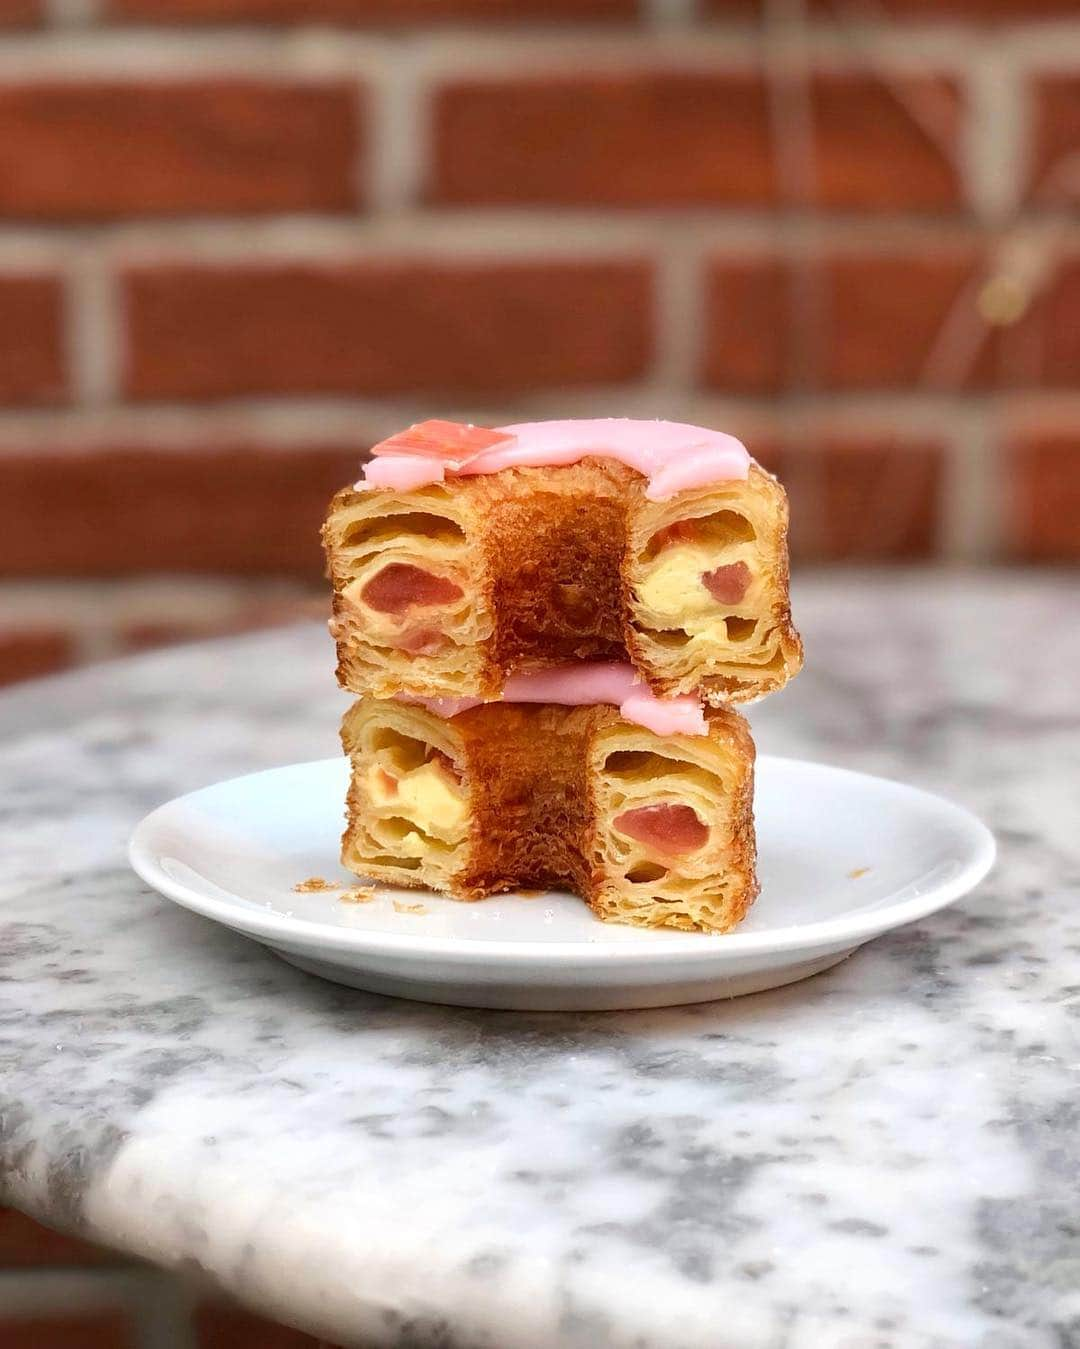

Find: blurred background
<box><xmin>1</xmin><ymin>0</ymin><xmax>1079</xmax><ymax>1344</ymax></box>
<box><xmin>0</xmin><ymin>0</ymin><xmax>1077</xmax><ymax>692</ymax></box>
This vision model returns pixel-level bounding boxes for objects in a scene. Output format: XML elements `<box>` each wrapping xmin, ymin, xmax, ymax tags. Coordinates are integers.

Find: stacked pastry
<box><xmin>322</xmin><ymin>419</ymin><xmax>802</xmax><ymax>933</ymax></box>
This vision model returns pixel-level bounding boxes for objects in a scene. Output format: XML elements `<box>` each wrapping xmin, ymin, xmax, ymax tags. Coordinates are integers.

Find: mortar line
<box><xmin>941</xmin><ymin>406</ymin><xmax>1006</xmax><ymax>563</ymax></box>
<box><xmin>2</xmin><ymin>24</ymin><xmax>1080</xmax><ymax>75</ymax></box>
<box><xmin>644</xmin><ymin>0</ymin><xmax>701</xmax><ymax>28</ymax></box>
<box><xmin>966</xmin><ymin>38</ymin><xmax>1028</xmax><ymax>224</ymax></box>
<box><xmin>653</xmin><ymin>229</ymin><xmax>707</xmax><ymax>394</ymax></box>
<box><xmin>2</xmin><ymin>211</ymin><xmax>1073</xmax><ymax>269</ymax></box>
<box><xmin>366</xmin><ymin>45</ymin><xmax>427</xmax><ymax>215</ymax></box>
<box><xmin>67</xmin><ymin>245</ymin><xmax>121</xmax><ymax>407</ymax></box>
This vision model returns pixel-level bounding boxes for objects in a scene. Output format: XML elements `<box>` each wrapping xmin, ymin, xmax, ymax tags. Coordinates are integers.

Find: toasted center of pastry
<box><xmin>360</xmin><ymin>562</ymin><xmax>464</xmax><ymax>615</ymax></box>
<box><xmin>613</xmin><ymin>802</ymin><xmax>709</xmax><ymax>855</ymax></box>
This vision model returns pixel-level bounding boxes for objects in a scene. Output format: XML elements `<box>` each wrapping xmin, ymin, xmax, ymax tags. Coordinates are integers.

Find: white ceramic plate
<box><xmin>129</xmin><ymin>756</ymin><xmax>994</xmax><ymax>1011</ymax></box>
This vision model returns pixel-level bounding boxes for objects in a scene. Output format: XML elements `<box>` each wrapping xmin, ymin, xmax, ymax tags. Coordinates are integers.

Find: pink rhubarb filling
<box><xmin>613</xmin><ymin>803</ymin><xmax>709</xmax><ymax>855</ymax></box>
<box><xmin>701</xmin><ymin>561</ymin><xmax>751</xmax><ymax>605</ymax></box>
<box><xmin>360</xmin><ymin>563</ymin><xmax>464</xmax><ymax>616</ymax></box>
<box><xmin>401</xmin><ymin>661</ymin><xmax>709</xmax><ymax>738</ymax></box>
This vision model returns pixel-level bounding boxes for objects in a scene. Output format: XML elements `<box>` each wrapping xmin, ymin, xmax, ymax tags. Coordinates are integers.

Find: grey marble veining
<box><xmin>1</xmin><ymin>571</ymin><xmax>1077</xmax><ymax>1349</ymax></box>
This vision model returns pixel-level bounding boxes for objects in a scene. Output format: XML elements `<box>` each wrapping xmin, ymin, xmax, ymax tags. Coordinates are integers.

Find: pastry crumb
<box><xmin>340</xmin><ymin>885</ymin><xmax>376</xmax><ymax>904</ymax></box>
<box><xmin>848</xmin><ymin>867</ymin><xmax>871</xmax><ymax>880</ymax></box>
<box><xmin>393</xmin><ymin>899</ymin><xmax>429</xmax><ymax>915</ymax></box>
<box><xmin>293</xmin><ymin>876</ymin><xmax>343</xmax><ymax>893</ymax></box>
<box><xmin>517</xmin><ymin>889</ymin><xmax>547</xmax><ymax>899</ymax></box>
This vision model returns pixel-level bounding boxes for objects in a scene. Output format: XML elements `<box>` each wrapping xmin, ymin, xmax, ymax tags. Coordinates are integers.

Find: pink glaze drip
<box><xmin>402</xmin><ymin>661</ymin><xmax>708</xmax><ymax>738</ymax></box>
<box><xmin>361</xmin><ymin>418</ymin><xmax>750</xmax><ymax>501</ymax></box>
<box><xmin>363</xmin><ymin>455</ymin><xmax>450</xmax><ymax>492</ymax></box>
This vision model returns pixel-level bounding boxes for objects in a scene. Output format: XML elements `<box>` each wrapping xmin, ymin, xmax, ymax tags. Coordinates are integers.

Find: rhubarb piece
<box><xmin>360</xmin><ymin>563</ymin><xmax>463</xmax><ymax>616</ymax></box>
<box><xmin>370</xmin><ymin>420</ymin><xmax>514</xmax><ymax>470</ymax></box>
<box><xmin>647</xmin><ymin>519</ymin><xmax>700</xmax><ymax>552</ymax></box>
<box><xmin>398</xmin><ymin>627</ymin><xmax>450</xmax><ymax>656</ymax></box>
<box><xmin>701</xmin><ymin>561</ymin><xmax>751</xmax><ymax>605</ymax></box>
<box><xmin>613</xmin><ymin>803</ymin><xmax>709</xmax><ymax>855</ymax></box>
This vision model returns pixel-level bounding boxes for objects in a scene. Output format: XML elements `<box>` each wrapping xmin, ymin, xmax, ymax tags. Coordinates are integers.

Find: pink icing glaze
<box><xmin>401</xmin><ymin>661</ymin><xmax>708</xmax><ymax>738</ymax></box>
<box><xmin>364</xmin><ymin>454</ymin><xmax>451</xmax><ymax>492</ymax></box>
<box><xmin>360</xmin><ymin>418</ymin><xmax>750</xmax><ymax>500</ymax></box>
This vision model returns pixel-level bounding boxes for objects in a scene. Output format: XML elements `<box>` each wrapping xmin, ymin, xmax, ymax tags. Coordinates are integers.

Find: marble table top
<box><xmin>1</xmin><ymin>571</ymin><xmax>1077</xmax><ymax>1349</ymax></box>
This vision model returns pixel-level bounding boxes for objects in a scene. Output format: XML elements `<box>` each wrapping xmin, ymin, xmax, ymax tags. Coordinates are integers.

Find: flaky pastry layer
<box><xmin>323</xmin><ymin>459</ymin><xmax>802</xmax><ymax>706</ymax></box>
<box><xmin>340</xmin><ymin>697</ymin><xmax>757</xmax><ymax>934</ymax></box>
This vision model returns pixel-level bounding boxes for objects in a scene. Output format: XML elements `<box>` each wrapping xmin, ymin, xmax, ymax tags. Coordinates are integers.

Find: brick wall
<box><xmin>0</xmin><ymin>1207</ymin><xmax>334</xmax><ymax>1347</ymax></box>
<box><xmin>0</xmin><ymin>0</ymin><xmax>1077</xmax><ymax>693</ymax></box>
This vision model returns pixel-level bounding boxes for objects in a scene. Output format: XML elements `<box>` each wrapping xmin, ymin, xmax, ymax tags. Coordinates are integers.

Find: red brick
<box><xmin>0</xmin><ymin>445</ymin><xmax>362</xmax><ymax>576</ymax></box>
<box><xmin>0</xmin><ymin>632</ymin><xmax>76</xmax><ymax>685</ymax></box>
<box><xmin>812</xmin><ymin>0</ymin><xmax>1080</xmax><ymax>15</ymax></box>
<box><xmin>1007</xmin><ymin>432</ymin><xmax>1080</xmax><ymax>561</ymax></box>
<box><xmin>951</xmin><ymin>251</ymin><xmax>1080</xmax><ymax>389</ymax></box>
<box><xmin>120</xmin><ymin>597</ymin><xmax>327</xmax><ymax>651</ymax></box>
<box><xmin>822</xmin><ymin>250</ymin><xmax>976</xmax><ymax>388</ymax></box>
<box><xmin>811</xmin><ymin>73</ymin><xmax>962</xmax><ymax>210</ymax></box>
<box><xmin>704</xmin><ymin>245</ymin><xmax>1080</xmax><ymax>392</ymax></box>
<box><xmin>0</xmin><ymin>274</ymin><xmax>67</xmax><ymax>404</ymax></box>
<box><xmin>703</xmin><ymin>258</ymin><xmax>791</xmax><ymax>392</ymax></box>
<box><xmin>120</xmin><ymin>621</ymin><xmax>217</xmax><ymax>651</ymax></box>
<box><xmin>1024</xmin><ymin>257</ymin><xmax>1080</xmax><ymax>385</ymax></box>
<box><xmin>432</xmin><ymin>71</ymin><xmax>776</xmax><ymax>206</ymax></box>
<box><xmin>703</xmin><ymin>251</ymin><xmax>975</xmax><ymax>393</ymax></box>
<box><xmin>197</xmin><ymin>1301</ymin><xmax>328</xmax><ymax>1347</ymax></box>
<box><xmin>0</xmin><ymin>1208</ymin><xmax>114</xmax><ymax>1263</ymax></box>
<box><xmin>0</xmin><ymin>1314</ymin><xmax>134</xmax><ymax>1349</ymax></box>
<box><xmin>431</xmin><ymin>69</ymin><xmax>960</xmax><ymax>209</ymax></box>
<box><xmin>1028</xmin><ymin>76</ymin><xmax>1080</xmax><ymax>204</ymax></box>
<box><xmin>822</xmin><ymin>248</ymin><xmax>1080</xmax><ymax>390</ymax></box>
<box><xmin>0</xmin><ymin>81</ymin><xmax>361</xmax><ymax>220</ymax></box>
<box><xmin>709</xmin><ymin>0</ymin><xmax>1080</xmax><ymax>14</ymax></box>
<box><xmin>772</xmin><ymin>437</ymin><xmax>944</xmax><ymax>560</ymax></box>
<box><xmin>110</xmin><ymin>0</ymin><xmax>631</xmax><ymax>20</ymax></box>
<box><xmin>122</xmin><ymin>259</ymin><xmax>653</xmax><ymax>399</ymax></box>
<box><xmin>0</xmin><ymin>0</ymin><xmax>40</xmax><ymax>25</ymax></box>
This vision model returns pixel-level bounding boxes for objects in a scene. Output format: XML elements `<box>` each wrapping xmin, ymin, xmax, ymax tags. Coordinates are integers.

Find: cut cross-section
<box><xmin>342</xmin><ymin>699</ymin><xmax>757</xmax><ymax>934</ymax></box>
<box><xmin>325</xmin><ymin>454</ymin><xmax>801</xmax><ymax>706</ymax></box>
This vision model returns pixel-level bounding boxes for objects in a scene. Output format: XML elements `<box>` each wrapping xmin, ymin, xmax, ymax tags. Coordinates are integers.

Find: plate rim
<box><xmin>128</xmin><ymin>755</ymin><xmax>996</xmax><ymax>964</ymax></box>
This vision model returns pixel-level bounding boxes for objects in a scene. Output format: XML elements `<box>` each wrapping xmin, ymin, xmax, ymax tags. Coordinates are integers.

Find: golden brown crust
<box><xmin>323</xmin><ymin>458</ymin><xmax>802</xmax><ymax>706</ymax></box>
<box><xmin>340</xmin><ymin>697</ymin><xmax>757</xmax><ymax>934</ymax></box>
